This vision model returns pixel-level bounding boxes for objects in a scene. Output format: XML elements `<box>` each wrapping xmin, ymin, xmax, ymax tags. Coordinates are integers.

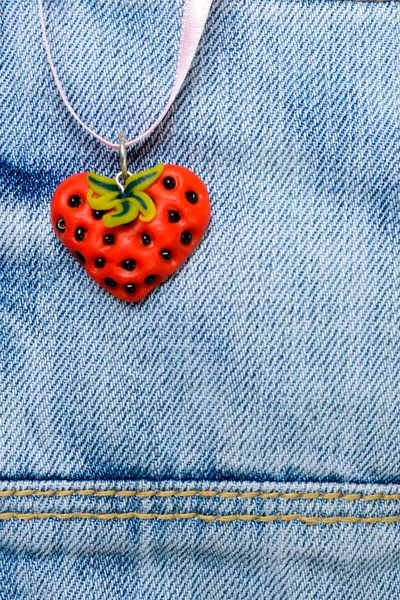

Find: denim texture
<box><xmin>1</xmin><ymin>0</ymin><xmax>400</xmax><ymax>597</ymax></box>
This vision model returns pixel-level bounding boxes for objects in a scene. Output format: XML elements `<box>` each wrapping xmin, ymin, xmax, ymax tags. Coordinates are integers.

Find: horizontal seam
<box><xmin>0</xmin><ymin>489</ymin><xmax>400</xmax><ymax>501</ymax></box>
<box><xmin>1</xmin><ymin>511</ymin><xmax>400</xmax><ymax>524</ymax></box>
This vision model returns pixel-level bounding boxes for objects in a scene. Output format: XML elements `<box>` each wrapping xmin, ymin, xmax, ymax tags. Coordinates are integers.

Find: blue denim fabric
<box><xmin>1</xmin><ymin>0</ymin><xmax>400</xmax><ymax>597</ymax></box>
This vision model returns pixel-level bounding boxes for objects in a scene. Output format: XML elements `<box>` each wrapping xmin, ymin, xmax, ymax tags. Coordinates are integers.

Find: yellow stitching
<box><xmin>0</xmin><ymin>511</ymin><xmax>400</xmax><ymax>524</ymax></box>
<box><xmin>0</xmin><ymin>489</ymin><xmax>400</xmax><ymax>501</ymax></box>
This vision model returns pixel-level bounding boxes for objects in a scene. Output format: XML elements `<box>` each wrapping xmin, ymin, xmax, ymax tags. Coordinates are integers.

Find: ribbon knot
<box><xmin>86</xmin><ymin>163</ymin><xmax>164</xmax><ymax>228</ymax></box>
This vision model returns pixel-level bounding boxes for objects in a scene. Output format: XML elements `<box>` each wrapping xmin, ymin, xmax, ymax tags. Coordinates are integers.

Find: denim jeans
<box><xmin>1</xmin><ymin>0</ymin><xmax>400</xmax><ymax>598</ymax></box>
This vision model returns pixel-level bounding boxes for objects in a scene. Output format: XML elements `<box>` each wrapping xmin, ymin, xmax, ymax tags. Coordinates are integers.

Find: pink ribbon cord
<box><xmin>38</xmin><ymin>0</ymin><xmax>213</xmax><ymax>150</ymax></box>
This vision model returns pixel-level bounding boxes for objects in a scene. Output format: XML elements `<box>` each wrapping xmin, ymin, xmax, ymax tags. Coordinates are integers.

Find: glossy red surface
<box><xmin>51</xmin><ymin>165</ymin><xmax>211</xmax><ymax>302</ymax></box>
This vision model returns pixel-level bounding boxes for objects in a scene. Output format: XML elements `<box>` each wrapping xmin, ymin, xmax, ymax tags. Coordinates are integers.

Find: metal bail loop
<box><xmin>118</xmin><ymin>132</ymin><xmax>128</xmax><ymax>181</ymax></box>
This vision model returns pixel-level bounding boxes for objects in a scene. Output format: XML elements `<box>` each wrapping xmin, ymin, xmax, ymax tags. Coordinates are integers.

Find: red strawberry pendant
<box><xmin>51</xmin><ymin>164</ymin><xmax>211</xmax><ymax>302</ymax></box>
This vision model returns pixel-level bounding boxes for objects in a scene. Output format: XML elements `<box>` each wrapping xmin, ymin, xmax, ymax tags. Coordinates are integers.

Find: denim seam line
<box><xmin>1</xmin><ymin>511</ymin><xmax>400</xmax><ymax>525</ymax></box>
<box><xmin>2</xmin><ymin>489</ymin><xmax>400</xmax><ymax>501</ymax></box>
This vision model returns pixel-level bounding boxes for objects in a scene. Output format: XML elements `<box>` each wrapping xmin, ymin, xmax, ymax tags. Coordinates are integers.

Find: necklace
<box><xmin>39</xmin><ymin>0</ymin><xmax>212</xmax><ymax>302</ymax></box>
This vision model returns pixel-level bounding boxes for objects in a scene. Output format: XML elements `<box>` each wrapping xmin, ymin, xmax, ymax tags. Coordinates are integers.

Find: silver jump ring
<box><xmin>115</xmin><ymin>170</ymin><xmax>133</xmax><ymax>191</ymax></box>
<box><xmin>118</xmin><ymin>132</ymin><xmax>129</xmax><ymax>181</ymax></box>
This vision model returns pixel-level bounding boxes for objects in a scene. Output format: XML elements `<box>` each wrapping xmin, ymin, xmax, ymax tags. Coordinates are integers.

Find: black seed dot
<box><xmin>68</xmin><ymin>194</ymin><xmax>82</xmax><ymax>208</ymax></box>
<box><xmin>141</xmin><ymin>232</ymin><xmax>151</xmax><ymax>246</ymax></box>
<box><xmin>75</xmin><ymin>226</ymin><xmax>86</xmax><ymax>241</ymax></box>
<box><xmin>105</xmin><ymin>278</ymin><xmax>117</xmax><ymax>288</ymax></box>
<box><xmin>185</xmin><ymin>190</ymin><xmax>198</xmax><ymax>204</ymax></box>
<box><xmin>160</xmin><ymin>249</ymin><xmax>171</xmax><ymax>261</ymax></box>
<box><xmin>181</xmin><ymin>230</ymin><xmax>192</xmax><ymax>245</ymax></box>
<box><xmin>95</xmin><ymin>257</ymin><xmax>106</xmax><ymax>268</ymax></box>
<box><xmin>121</xmin><ymin>259</ymin><xmax>136</xmax><ymax>271</ymax></box>
<box><xmin>125</xmin><ymin>283</ymin><xmax>136</xmax><ymax>294</ymax></box>
<box><xmin>144</xmin><ymin>274</ymin><xmax>156</xmax><ymax>285</ymax></box>
<box><xmin>168</xmin><ymin>210</ymin><xmax>181</xmax><ymax>223</ymax></box>
<box><xmin>75</xmin><ymin>251</ymin><xmax>85</xmax><ymax>263</ymax></box>
<box><xmin>92</xmin><ymin>209</ymin><xmax>106</xmax><ymax>220</ymax></box>
<box><xmin>103</xmin><ymin>234</ymin><xmax>115</xmax><ymax>245</ymax></box>
<box><xmin>163</xmin><ymin>176</ymin><xmax>176</xmax><ymax>190</ymax></box>
<box><xmin>56</xmin><ymin>218</ymin><xmax>66</xmax><ymax>232</ymax></box>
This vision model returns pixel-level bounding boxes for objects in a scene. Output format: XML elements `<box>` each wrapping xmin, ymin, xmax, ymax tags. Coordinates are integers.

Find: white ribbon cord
<box><xmin>38</xmin><ymin>0</ymin><xmax>213</xmax><ymax>150</ymax></box>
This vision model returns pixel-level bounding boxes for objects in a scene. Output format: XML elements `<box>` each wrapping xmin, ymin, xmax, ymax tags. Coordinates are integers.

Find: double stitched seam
<box><xmin>3</xmin><ymin>490</ymin><xmax>400</xmax><ymax>523</ymax></box>
<box><xmin>1</xmin><ymin>489</ymin><xmax>400</xmax><ymax>501</ymax></box>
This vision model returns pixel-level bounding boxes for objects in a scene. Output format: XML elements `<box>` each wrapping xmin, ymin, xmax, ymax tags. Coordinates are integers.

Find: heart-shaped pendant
<box><xmin>51</xmin><ymin>164</ymin><xmax>211</xmax><ymax>302</ymax></box>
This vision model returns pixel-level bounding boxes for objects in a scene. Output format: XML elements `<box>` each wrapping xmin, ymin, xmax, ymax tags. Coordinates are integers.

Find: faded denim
<box><xmin>1</xmin><ymin>0</ymin><xmax>400</xmax><ymax>598</ymax></box>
